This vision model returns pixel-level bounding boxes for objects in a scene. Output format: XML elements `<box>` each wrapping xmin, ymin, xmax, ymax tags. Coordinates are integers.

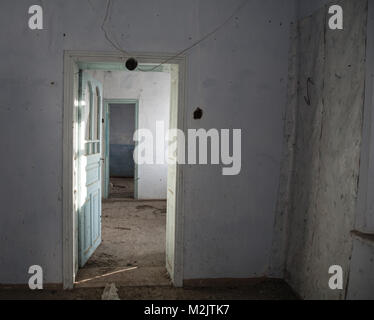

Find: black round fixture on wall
<box><xmin>125</xmin><ymin>57</ymin><xmax>138</xmax><ymax>71</ymax></box>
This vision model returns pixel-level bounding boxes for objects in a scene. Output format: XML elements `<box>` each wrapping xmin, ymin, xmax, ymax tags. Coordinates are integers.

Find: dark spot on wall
<box><xmin>193</xmin><ymin>108</ymin><xmax>203</xmax><ymax>120</ymax></box>
<box><xmin>50</xmin><ymin>82</ymin><xmax>55</xmax><ymax>85</ymax></box>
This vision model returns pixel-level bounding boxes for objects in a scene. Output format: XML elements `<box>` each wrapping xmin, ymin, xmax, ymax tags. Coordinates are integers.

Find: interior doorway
<box><xmin>104</xmin><ymin>99</ymin><xmax>139</xmax><ymax>200</ymax></box>
<box><xmin>62</xmin><ymin>51</ymin><xmax>186</xmax><ymax>289</ymax></box>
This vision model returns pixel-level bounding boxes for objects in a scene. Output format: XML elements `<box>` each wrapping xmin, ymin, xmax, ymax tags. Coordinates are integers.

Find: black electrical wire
<box><xmin>100</xmin><ymin>0</ymin><xmax>249</xmax><ymax>71</ymax></box>
<box><xmin>101</xmin><ymin>0</ymin><xmax>131</xmax><ymax>56</ymax></box>
<box><xmin>147</xmin><ymin>0</ymin><xmax>249</xmax><ymax>71</ymax></box>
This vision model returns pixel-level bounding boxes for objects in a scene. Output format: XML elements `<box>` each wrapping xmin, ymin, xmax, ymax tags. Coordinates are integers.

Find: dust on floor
<box><xmin>109</xmin><ymin>177</ymin><xmax>134</xmax><ymax>199</ymax></box>
<box><xmin>75</xmin><ymin>200</ymin><xmax>169</xmax><ymax>287</ymax></box>
<box><xmin>0</xmin><ymin>199</ymin><xmax>299</xmax><ymax>300</ymax></box>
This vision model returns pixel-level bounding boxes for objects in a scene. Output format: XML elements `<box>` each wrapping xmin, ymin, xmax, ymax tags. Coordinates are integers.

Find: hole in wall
<box><xmin>193</xmin><ymin>108</ymin><xmax>203</xmax><ymax>120</ymax></box>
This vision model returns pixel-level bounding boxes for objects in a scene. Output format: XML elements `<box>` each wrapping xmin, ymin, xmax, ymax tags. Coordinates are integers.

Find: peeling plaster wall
<box><xmin>272</xmin><ymin>0</ymin><xmax>369</xmax><ymax>299</ymax></box>
<box><xmin>0</xmin><ymin>0</ymin><xmax>296</xmax><ymax>284</ymax></box>
<box><xmin>269</xmin><ymin>0</ymin><xmax>332</xmax><ymax>280</ymax></box>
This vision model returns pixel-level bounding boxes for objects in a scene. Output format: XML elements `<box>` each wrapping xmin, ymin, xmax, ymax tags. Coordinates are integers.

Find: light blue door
<box><xmin>78</xmin><ymin>71</ymin><xmax>103</xmax><ymax>267</ymax></box>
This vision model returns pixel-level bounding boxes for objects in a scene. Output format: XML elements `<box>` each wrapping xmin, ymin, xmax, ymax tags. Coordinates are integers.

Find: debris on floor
<box><xmin>101</xmin><ymin>283</ymin><xmax>120</xmax><ymax>300</ymax></box>
<box><xmin>75</xmin><ymin>200</ymin><xmax>169</xmax><ymax>288</ymax></box>
<box><xmin>109</xmin><ymin>177</ymin><xmax>134</xmax><ymax>199</ymax></box>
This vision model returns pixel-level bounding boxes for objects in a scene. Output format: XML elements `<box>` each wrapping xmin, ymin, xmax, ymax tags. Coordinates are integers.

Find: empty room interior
<box><xmin>0</xmin><ymin>0</ymin><xmax>374</xmax><ymax>301</ymax></box>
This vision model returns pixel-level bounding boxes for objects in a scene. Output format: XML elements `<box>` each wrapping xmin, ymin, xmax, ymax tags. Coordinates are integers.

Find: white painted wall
<box><xmin>103</xmin><ymin>71</ymin><xmax>171</xmax><ymax>199</ymax></box>
<box><xmin>0</xmin><ymin>0</ymin><xmax>297</xmax><ymax>284</ymax></box>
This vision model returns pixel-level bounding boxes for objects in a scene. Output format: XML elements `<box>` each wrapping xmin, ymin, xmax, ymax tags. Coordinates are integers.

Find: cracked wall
<box><xmin>272</xmin><ymin>0</ymin><xmax>368</xmax><ymax>299</ymax></box>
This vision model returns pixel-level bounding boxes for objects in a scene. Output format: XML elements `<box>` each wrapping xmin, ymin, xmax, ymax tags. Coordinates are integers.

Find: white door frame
<box><xmin>62</xmin><ymin>50</ymin><xmax>186</xmax><ymax>289</ymax></box>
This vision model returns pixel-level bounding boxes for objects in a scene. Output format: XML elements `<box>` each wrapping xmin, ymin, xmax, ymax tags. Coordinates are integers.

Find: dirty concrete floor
<box><xmin>75</xmin><ymin>200</ymin><xmax>169</xmax><ymax>287</ymax></box>
<box><xmin>110</xmin><ymin>177</ymin><xmax>134</xmax><ymax>199</ymax></box>
<box><xmin>0</xmin><ymin>200</ymin><xmax>298</xmax><ymax>300</ymax></box>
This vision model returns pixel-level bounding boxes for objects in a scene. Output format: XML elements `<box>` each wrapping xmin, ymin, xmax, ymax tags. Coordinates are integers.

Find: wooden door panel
<box><xmin>78</xmin><ymin>71</ymin><xmax>103</xmax><ymax>268</ymax></box>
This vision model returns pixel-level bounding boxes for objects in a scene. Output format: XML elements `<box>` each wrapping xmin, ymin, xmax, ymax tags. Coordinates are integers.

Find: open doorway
<box><xmin>75</xmin><ymin>65</ymin><xmax>171</xmax><ymax>287</ymax></box>
<box><xmin>62</xmin><ymin>52</ymin><xmax>185</xmax><ymax>289</ymax></box>
<box><xmin>105</xmin><ymin>100</ymin><xmax>138</xmax><ymax>200</ymax></box>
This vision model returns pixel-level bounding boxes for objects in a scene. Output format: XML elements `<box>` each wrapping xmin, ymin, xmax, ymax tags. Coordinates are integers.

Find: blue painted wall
<box><xmin>109</xmin><ymin>104</ymin><xmax>135</xmax><ymax>178</ymax></box>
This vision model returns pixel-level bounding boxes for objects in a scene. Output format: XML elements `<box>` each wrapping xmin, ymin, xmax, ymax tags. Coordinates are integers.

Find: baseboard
<box><xmin>0</xmin><ymin>283</ymin><xmax>63</xmax><ymax>290</ymax></box>
<box><xmin>183</xmin><ymin>277</ymin><xmax>280</xmax><ymax>288</ymax></box>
